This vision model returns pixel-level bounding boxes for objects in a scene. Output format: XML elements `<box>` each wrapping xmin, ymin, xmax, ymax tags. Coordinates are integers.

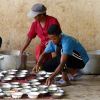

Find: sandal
<box><xmin>55</xmin><ymin>79</ymin><xmax>71</xmax><ymax>87</ymax></box>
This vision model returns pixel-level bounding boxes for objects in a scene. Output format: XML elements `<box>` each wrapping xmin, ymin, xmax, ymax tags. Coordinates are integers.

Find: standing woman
<box><xmin>21</xmin><ymin>3</ymin><xmax>61</xmax><ymax>63</ymax></box>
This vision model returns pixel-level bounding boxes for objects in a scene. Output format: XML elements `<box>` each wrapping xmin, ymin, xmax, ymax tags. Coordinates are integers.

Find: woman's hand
<box><xmin>32</xmin><ymin>64</ymin><xmax>41</xmax><ymax>73</ymax></box>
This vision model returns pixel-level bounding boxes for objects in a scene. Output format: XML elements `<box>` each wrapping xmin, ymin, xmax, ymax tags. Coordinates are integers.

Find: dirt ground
<box><xmin>62</xmin><ymin>75</ymin><xmax>100</xmax><ymax>100</ymax></box>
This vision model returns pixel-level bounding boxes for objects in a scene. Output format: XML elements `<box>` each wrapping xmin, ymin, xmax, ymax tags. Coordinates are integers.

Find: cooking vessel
<box><xmin>0</xmin><ymin>50</ymin><xmax>28</xmax><ymax>70</ymax></box>
<box><xmin>81</xmin><ymin>50</ymin><xmax>100</xmax><ymax>74</ymax></box>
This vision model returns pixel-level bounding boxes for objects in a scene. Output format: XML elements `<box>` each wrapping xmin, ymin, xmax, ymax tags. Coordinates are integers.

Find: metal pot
<box><xmin>82</xmin><ymin>50</ymin><xmax>100</xmax><ymax>74</ymax></box>
<box><xmin>0</xmin><ymin>50</ymin><xmax>28</xmax><ymax>70</ymax></box>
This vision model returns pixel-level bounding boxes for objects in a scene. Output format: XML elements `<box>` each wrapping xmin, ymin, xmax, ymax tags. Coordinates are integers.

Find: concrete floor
<box><xmin>24</xmin><ymin>65</ymin><xmax>100</xmax><ymax>100</ymax></box>
<box><xmin>62</xmin><ymin>75</ymin><xmax>100</xmax><ymax>100</ymax></box>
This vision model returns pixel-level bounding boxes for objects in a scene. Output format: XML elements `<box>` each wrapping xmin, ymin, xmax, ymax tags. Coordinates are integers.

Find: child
<box><xmin>33</xmin><ymin>24</ymin><xmax>89</xmax><ymax>86</ymax></box>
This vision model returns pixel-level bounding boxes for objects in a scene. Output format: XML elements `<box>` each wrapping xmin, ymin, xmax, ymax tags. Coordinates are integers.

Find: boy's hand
<box><xmin>45</xmin><ymin>76</ymin><xmax>54</xmax><ymax>86</ymax></box>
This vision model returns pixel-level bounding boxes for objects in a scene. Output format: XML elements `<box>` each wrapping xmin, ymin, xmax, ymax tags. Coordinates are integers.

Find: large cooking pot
<box><xmin>0</xmin><ymin>50</ymin><xmax>27</xmax><ymax>70</ymax></box>
<box><xmin>82</xmin><ymin>50</ymin><xmax>100</xmax><ymax>74</ymax></box>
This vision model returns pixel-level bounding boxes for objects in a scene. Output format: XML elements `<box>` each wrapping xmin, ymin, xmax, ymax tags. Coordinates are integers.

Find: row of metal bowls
<box><xmin>0</xmin><ymin>70</ymin><xmax>29</xmax><ymax>81</ymax></box>
<box><xmin>0</xmin><ymin>82</ymin><xmax>64</xmax><ymax>99</ymax></box>
<box><xmin>0</xmin><ymin>70</ymin><xmax>64</xmax><ymax>99</ymax></box>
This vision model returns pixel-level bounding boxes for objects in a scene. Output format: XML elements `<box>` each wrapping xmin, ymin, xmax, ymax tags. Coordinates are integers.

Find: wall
<box><xmin>0</xmin><ymin>0</ymin><xmax>100</xmax><ymax>58</ymax></box>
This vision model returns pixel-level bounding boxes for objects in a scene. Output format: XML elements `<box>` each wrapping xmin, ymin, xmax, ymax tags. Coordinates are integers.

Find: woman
<box><xmin>21</xmin><ymin>3</ymin><xmax>61</xmax><ymax>63</ymax></box>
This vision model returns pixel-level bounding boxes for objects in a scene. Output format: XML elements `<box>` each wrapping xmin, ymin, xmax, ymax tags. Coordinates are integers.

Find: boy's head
<box><xmin>48</xmin><ymin>24</ymin><xmax>62</xmax><ymax>44</ymax></box>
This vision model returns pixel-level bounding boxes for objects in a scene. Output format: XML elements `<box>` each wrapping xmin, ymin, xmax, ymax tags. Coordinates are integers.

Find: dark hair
<box><xmin>0</xmin><ymin>37</ymin><xmax>2</xmax><ymax>47</ymax></box>
<box><xmin>48</xmin><ymin>24</ymin><xmax>62</xmax><ymax>35</ymax></box>
<box><xmin>38</xmin><ymin>12</ymin><xmax>46</xmax><ymax>17</ymax></box>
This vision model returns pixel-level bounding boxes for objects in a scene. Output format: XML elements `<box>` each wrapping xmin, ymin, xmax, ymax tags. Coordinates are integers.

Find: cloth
<box><xmin>28</xmin><ymin>15</ymin><xmax>61</xmax><ymax>46</ymax></box>
<box><xmin>44</xmin><ymin>34</ymin><xmax>89</xmax><ymax>64</ymax></box>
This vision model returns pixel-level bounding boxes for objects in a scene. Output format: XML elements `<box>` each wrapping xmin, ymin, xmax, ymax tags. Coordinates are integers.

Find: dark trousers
<box><xmin>42</xmin><ymin>55</ymin><xmax>85</xmax><ymax>72</ymax></box>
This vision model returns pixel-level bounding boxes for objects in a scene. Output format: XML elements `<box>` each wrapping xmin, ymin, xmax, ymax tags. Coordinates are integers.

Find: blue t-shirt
<box><xmin>44</xmin><ymin>33</ymin><xmax>89</xmax><ymax>64</ymax></box>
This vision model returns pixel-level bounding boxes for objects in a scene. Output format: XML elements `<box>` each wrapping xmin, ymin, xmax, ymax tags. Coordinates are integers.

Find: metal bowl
<box><xmin>44</xmin><ymin>74</ymin><xmax>50</xmax><ymax>78</ymax></box>
<box><xmin>0</xmin><ymin>73</ymin><xmax>4</xmax><ymax>80</ymax></box>
<box><xmin>3</xmin><ymin>90</ymin><xmax>16</xmax><ymax>97</ymax></box>
<box><xmin>46</xmin><ymin>72</ymin><xmax>52</xmax><ymax>75</ymax></box>
<box><xmin>31</xmin><ymin>87</ymin><xmax>39</xmax><ymax>92</ymax></box>
<box><xmin>22</xmin><ymin>86</ymin><xmax>31</xmax><ymax>89</ymax></box>
<box><xmin>21</xmin><ymin>89</ymin><xmax>31</xmax><ymax>94</ymax></box>
<box><xmin>11</xmin><ymin>92</ymin><xmax>23</xmax><ymax>99</ymax></box>
<box><xmin>52</xmin><ymin>92</ymin><xmax>64</xmax><ymax>99</ymax></box>
<box><xmin>37</xmin><ymin>76</ymin><xmax>45</xmax><ymax>81</ymax></box>
<box><xmin>31</xmin><ymin>82</ymin><xmax>41</xmax><ymax>86</ymax></box>
<box><xmin>11</xmin><ymin>82</ymin><xmax>20</xmax><ymax>85</ymax></box>
<box><xmin>16</xmin><ymin>74</ymin><xmax>26</xmax><ymax>79</ymax></box>
<box><xmin>28</xmin><ymin>79</ymin><xmax>39</xmax><ymax>83</ymax></box>
<box><xmin>28</xmin><ymin>92</ymin><xmax>40</xmax><ymax>99</ymax></box>
<box><xmin>0</xmin><ymin>89</ymin><xmax>2</xmax><ymax>92</ymax></box>
<box><xmin>1</xmin><ymin>83</ymin><xmax>12</xmax><ymax>91</ymax></box>
<box><xmin>2</xmin><ymin>77</ymin><xmax>13</xmax><ymax>82</ymax></box>
<box><xmin>37</xmin><ymin>71</ymin><xmax>47</xmax><ymax>77</ymax></box>
<box><xmin>49</xmin><ymin>84</ymin><xmax>57</xmax><ymax>88</ymax></box>
<box><xmin>39</xmin><ymin>85</ymin><xmax>48</xmax><ymax>91</ymax></box>
<box><xmin>39</xmin><ymin>90</ymin><xmax>48</xmax><ymax>95</ymax></box>
<box><xmin>48</xmin><ymin>87</ymin><xmax>58</xmax><ymax>93</ymax></box>
<box><xmin>9</xmin><ymin>69</ymin><xmax>18</xmax><ymax>72</ymax></box>
<box><xmin>7</xmin><ymin>71</ymin><xmax>16</xmax><ymax>75</ymax></box>
<box><xmin>0</xmin><ymin>92</ymin><xmax>5</xmax><ymax>98</ymax></box>
<box><xmin>21</xmin><ymin>83</ymin><xmax>30</xmax><ymax>87</ymax></box>
<box><xmin>55</xmin><ymin>74</ymin><xmax>62</xmax><ymax>81</ymax></box>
